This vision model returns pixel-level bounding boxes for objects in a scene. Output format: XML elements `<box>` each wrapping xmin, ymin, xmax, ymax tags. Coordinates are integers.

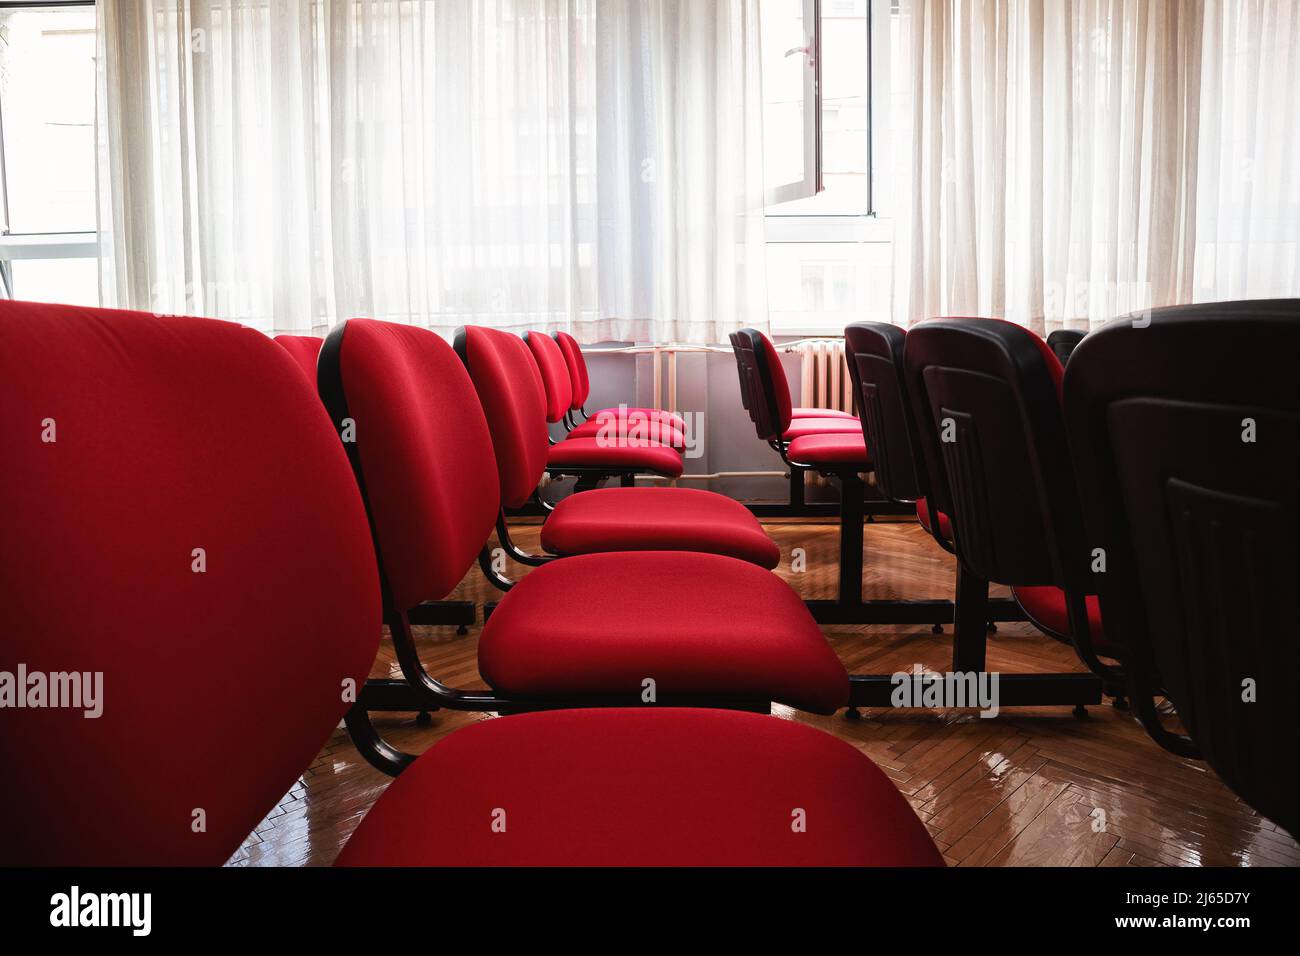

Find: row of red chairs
<box><xmin>0</xmin><ymin>300</ymin><xmax>940</xmax><ymax>866</ymax></box>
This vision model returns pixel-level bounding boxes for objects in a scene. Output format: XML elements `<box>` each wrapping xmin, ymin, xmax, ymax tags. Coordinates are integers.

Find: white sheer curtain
<box><xmin>95</xmin><ymin>0</ymin><xmax>768</xmax><ymax>343</ymax></box>
<box><xmin>891</xmin><ymin>0</ymin><xmax>1300</xmax><ymax>331</ymax></box>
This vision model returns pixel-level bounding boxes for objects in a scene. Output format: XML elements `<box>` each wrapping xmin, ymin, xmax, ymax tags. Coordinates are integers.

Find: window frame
<box><xmin>765</xmin><ymin>0</ymin><xmax>886</xmax><ymax>336</ymax></box>
<box><xmin>762</xmin><ymin>0</ymin><xmax>823</xmax><ymax>208</ymax></box>
<box><xmin>0</xmin><ymin>0</ymin><xmax>98</xmax><ymax>300</ymax></box>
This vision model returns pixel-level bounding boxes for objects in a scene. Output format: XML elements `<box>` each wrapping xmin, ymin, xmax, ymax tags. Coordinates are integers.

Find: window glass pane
<box><xmin>0</xmin><ymin>5</ymin><xmax>98</xmax><ymax>233</ymax></box>
<box><xmin>8</xmin><ymin>256</ymin><xmax>98</xmax><ymax>306</ymax></box>
<box><xmin>766</xmin><ymin>240</ymin><xmax>892</xmax><ymax>334</ymax></box>
<box><xmin>767</xmin><ymin>0</ymin><xmax>869</xmax><ymax>216</ymax></box>
<box><xmin>761</xmin><ymin>0</ymin><xmax>812</xmax><ymax>200</ymax></box>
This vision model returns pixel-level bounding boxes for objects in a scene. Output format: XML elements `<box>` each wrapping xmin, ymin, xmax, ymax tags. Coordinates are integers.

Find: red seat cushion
<box><xmin>479</xmin><ymin>552</ymin><xmax>849</xmax><ymax>713</ymax></box>
<box><xmin>336</xmin><ymin>708</ymin><xmax>943</xmax><ymax>867</ymax></box>
<box><xmin>1012</xmin><ymin>585</ymin><xmax>1119</xmax><ymax>656</ymax></box>
<box><xmin>274</xmin><ymin>334</ymin><xmax>323</xmax><ymax>386</ymax></box>
<box><xmin>1</xmin><ymin>302</ymin><xmax>380</xmax><ymax>865</ymax></box>
<box><xmin>590</xmin><ymin>406</ymin><xmax>688</xmax><ymax>433</ymax></box>
<box><xmin>782</xmin><ymin>417</ymin><xmax>863</xmax><ymax>440</ymax></box>
<box><xmin>792</xmin><ymin>406</ymin><xmax>856</xmax><ymax>419</ymax></box>
<box><xmin>786</xmin><ymin>432</ymin><xmax>870</xmax><ymax>467</ymax></box>
<box><xmin>915</xmin><ymin>496</ymin><xmax>953</xmax><ymax>540</ymax></box>
<box><xmin>540</xmin><ymin>487</ymin><xmax>780</xmax><ymax>569</ymax></box>
<box><xmin>547</xmin><ymin>436</ymin><xmax>684</xmax><ymax>478</ymax></box>
<box><xmin>566</xmin><ymin>414</ymin><xmax>686</xmax><ymax>451</ymax></box>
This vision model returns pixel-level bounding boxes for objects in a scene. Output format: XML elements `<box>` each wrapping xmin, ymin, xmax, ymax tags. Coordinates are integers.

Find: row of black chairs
<box><xmin>732</xmin><ymin>305</ymin><xmax>1298</xmax><ymax>835</ymax></box>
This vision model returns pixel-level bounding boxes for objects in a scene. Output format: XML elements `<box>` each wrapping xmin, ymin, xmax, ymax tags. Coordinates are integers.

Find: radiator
<box><xmin>797</xmin><ymin>339</ymin><xmax>855</xmax><ymax>414</ymax></box>
<box><xmin>795</xmin><ymin>339</ymin><xmax>855</xmax><ymax>486</ymax></box>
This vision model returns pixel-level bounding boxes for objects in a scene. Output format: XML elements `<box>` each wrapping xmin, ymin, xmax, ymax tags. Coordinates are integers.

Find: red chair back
<box><xmin>0</xmin><ymin>302</ymin><xmax>381</xmax><ymax>865</ymax></box>
<box><xmin>318</xmin><ymin>319</ymin><xmax>501</xmax><ymax>611</ymax></box>
<box><xmin>454</xmin><ymin>326</ymin><xmax>551</xmax><ymax>509</ymax></box>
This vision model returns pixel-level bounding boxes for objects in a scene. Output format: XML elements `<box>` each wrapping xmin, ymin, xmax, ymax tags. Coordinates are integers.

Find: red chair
<box><xmin>902</xmin><ymin>317</ymin><xmax>1112</xmax><ymax>711</ymax></box>
<box><xmin>274</xmin><ymin>333</ymin><xmax>324</xmax><ymax>386</ymax></box>
<box><xmin>552</xmin><ymin>330</ymin><xmax>693</xmax><ymax>434</ymax></box>
<box><xmin>0</xmin><ymin>300</ymin><xmax>940</xmax><ymax>866</ymax></box>
<box><xmin>526</xmin><ymin>330</ymin><xmax>687</xmax><ymax>451</ymax></box>
<box><xmin>319</xmin><ymin>318</ymin><xmax>847</xmax><ymax>727</ymax></box>
<box><xmin>467</xmin><ymin>329</ymin><xmax>681</xmax><ymax>493</ymax></box>
<box><xmin>454</xmin><ymin>326</ymin><xmax>780</xmax><ymax>577</ymax></box>
<box><xmin>734</xmin><ymin>327</ymin><xmax>933</xmax><ymax>626</ymax></box>
<box><xmin>274</xmin><ymin>331</ymin><xmax>474</xmax><ymax>633</ymax></box>
<box><xmin>1065</xmin><ymin>300</ymin><xmax>1300</xmax><ymax>835</ymax></box>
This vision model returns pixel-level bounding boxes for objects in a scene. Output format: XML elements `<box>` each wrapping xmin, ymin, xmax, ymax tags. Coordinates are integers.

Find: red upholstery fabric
<box><xmin>524</xmin><ymin>331</ymin><xmax>572</xmax><ymax>423</ymax></box>
<box><xmin>0</xmin><ymin>301</ymin><xmax>380</xmax><ymax>865</ymax></box>
<box><xmin>590</xmin><ymin>406</ymin><xmax>689</xmax><ymax>433</ymax></box>
<box><xmin>459</xmin><ymin>326</ymin><xmax>552</xmax><ymax>508</ymax></box>
<box><xmin>540</xmin><ymin>487</ymin><xmax>780</xmax><ymax>568</ymax></box>
<box><xmin>336</xmin><ymin>320</ymin><xmax>501</xmax><ymax>609</ymax></box>
<box><xmin>1012</xmin><ymin>585</ymin><xmax>1118</xmax><ymax>656</ymax></box>
<box><xmin>786</xmin><ymin>432</ymin><xmax>870</xmax><ymax>467</ymax></box>
<box><xmin>479</xmin><ymin>552</ymin><xmax>849</xmax><ymax>713</ymax></box>
<box><xmin>275</xmin><ymin>334</ymin><xmax>323</xmax><ymax>386</ymax></box>
<box><xmin>915</xmin><ymin>496</ymin><xmax>953</xmax><ymax>540</ymax></box>
<box><xmin>553</xmin><ymin>330</ymin><xmax>591</xmax><ymax>408</ymax></box>
<box><xmin>547</xmin><ymin>436</ymin><xmax>684</xmax><ymax>478</ymax></box>
<box><xmin>792</xmin><ymin>407</ymin><xmax>856</xmax><ymax>419</ymax></box>
<box><xmin>758</xmin><ymin>332</ymin><xmax>794</xmax><ymax>433</ymax></box>
<box><xmin>567</xmin><ymin>413</ymin><xmax>687</xmax><ymax>451</ymax></box>
<box><xmin>336</xmin><ymin>708</ymin><xmax>943</xmax><ymax>867</ymax></box>
<box><xmin>782</xmin><ymin>416</ymin><xmax>863</xmax><ymax>440</ymax></box>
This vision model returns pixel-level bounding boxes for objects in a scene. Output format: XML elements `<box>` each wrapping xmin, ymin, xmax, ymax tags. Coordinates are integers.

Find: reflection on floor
<box><xmin>228</xmin><ymin>517</ymin><xmax>1299</xmax><ymax>867</ymax></box>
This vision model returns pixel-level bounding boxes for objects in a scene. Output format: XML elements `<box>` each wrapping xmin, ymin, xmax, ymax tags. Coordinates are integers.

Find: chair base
<box><xmin>406</xmin><ymin>600</ymin><xmax>476</xmax><ymax>631</ymax></box>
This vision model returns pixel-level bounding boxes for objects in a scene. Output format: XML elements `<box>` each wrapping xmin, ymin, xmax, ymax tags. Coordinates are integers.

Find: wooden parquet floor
<box><xmin>226</xmin><ymin>517</ymin><xmax>1299</xmax><ymax>867</ymax></box>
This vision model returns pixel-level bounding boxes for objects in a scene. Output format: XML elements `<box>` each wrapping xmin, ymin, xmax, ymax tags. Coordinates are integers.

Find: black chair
<box><xmin>844</xmin><ymin>322</ymin><xmax>1028</xmax><ymax>635</ymax></box>
<box><xmin>1046</xmin><ymin>328</ymin><xmax>1086</xmax><ymax>366</ymax></box>
<box><xmin>1064</xmin><ymin>300</ymin><xmax>1300</xmax><ymax>834</ymax></box>
<box><xmin>903</xmin><ymin>318</ymin><xmax>1109</xmax><ymax>712</ymax></box>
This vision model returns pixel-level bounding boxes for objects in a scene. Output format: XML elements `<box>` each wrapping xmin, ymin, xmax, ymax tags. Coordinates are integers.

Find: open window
<box><xmin>761</xmin><ymin>0</ymin><xmax>821</xmax><ymax>207</ymax></box>
<box><xmin>0</xmin><ymin>1</ymin><xmax>98</xmax><ymax>305</ymax></box>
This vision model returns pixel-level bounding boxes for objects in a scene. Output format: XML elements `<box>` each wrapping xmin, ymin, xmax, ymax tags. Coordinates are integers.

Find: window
<box><xmin>761</xmin><ymin>0</ymin><xmax>819</xmax><ymax>206</ymax></box>
<box><xmin>764</xmin><ymin>0</ymin><xmax>895</xmax><ymax>334</ymax></box>
<box><xmin>0</xmin><ymin>2</ymin><xmax>98</xmax><ymax>305</ymax></box>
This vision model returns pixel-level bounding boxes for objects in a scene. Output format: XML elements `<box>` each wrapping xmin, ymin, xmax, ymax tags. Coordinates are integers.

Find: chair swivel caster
<box><xmin>1072</xmin><ymin>704</ymin><xmax>1088</xmax><ymax>720</ymax></box>
<box><xmin>986</xmin><ymin>621</ymin><xmax>997</xmax><ymax>632</ymax></box>
<box><xmin>931</xmin><ymin>623</ymin><xmax>944</xmax><ymax>634</ymax></box>
<box><xmin>415</xmin><ymin>711</ymin><xmax>433</xmax><ymax>727</ymax></box>
<box><xmin>1110</xmin><ymin>695</ymin><xmax>1129</xmax><ymax>711</ymax></box>
<box><xmin>844</xmin><ymin>707</ymin><xmax>862</xmax><ymax>721</ymax></box>
<box><xmin>457</xmin><ymin>625</ymin><xmax>469</xmax><ymax>635</ymax></box>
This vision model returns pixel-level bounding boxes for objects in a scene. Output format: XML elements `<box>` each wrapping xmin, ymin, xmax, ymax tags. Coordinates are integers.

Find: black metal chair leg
<box><xmin>952</xmin><ymin>563</ymin><xmax>990</xmax><ymax>674</ymax></box>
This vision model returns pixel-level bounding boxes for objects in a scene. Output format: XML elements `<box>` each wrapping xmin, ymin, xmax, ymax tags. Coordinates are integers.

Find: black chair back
<box><xmin>1065</xmin><ymin>300</ymin><xmax>1300</xmax><ymax>834</ymax></box>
